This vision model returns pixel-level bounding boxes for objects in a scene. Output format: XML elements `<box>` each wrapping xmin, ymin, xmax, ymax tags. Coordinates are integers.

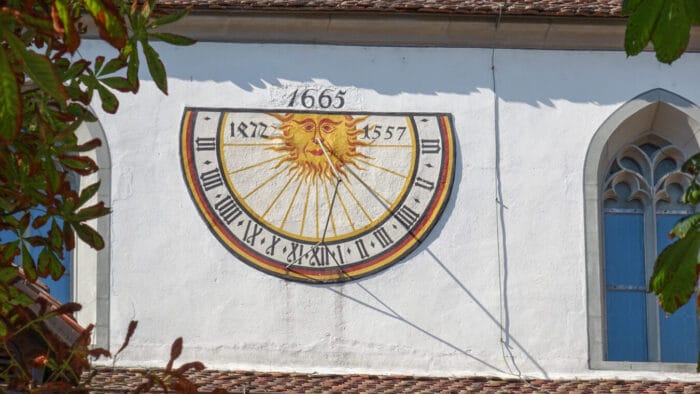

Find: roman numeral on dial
<box><xmin>394</xmin><ymin>205</ymin><xmax>420</xmax><ymax>229</ymax></box>
<box><xmin>200</xmin><ymin>168</ymin><xmax>223</xmax><ymax>191</ymax></box>
<box><xmin>195</xmin><ymin>137</ymin><xmax>216</xmax><ymax>151</ymax></box>
<box><xmin>420</xmin><ymin>139</ymin><xmax>441</xmax><ymax>154</ymax></box>
<box><xmin>373</xmin><ymin>227</ymin><xmax>393</xmax><ymax>248</ymax></box>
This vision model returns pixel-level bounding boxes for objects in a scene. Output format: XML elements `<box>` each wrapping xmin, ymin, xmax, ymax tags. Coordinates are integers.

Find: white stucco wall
<box><xmin>76</xmin><ymin>39</ymin><xmax>700</xmax><ymax>380</ymax></box>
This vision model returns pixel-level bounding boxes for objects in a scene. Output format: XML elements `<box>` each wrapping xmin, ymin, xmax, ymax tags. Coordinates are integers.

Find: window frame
<box><xmin>72</xmin><ymin>115</ymin><xmax>111</xmax><ymax>349</ymax></box>
<box><xmin>585</xmin><ymin>88</ymin><xmax>700</xmax><ymax>372</ymax></box>
<box><xmin>601</xmin><ymin>137</ymin><xmax>695</xmax><ymax>363</ymax></box>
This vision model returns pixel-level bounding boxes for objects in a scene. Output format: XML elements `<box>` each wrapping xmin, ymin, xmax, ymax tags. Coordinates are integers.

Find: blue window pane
<box><xmin>659</xmin><ymin>300</ymin><xmax>699</xmax><ymax>362</ymax></box>
<box><xmin>604</xmin><ymin>213</ymin><xmax>645</xmax><ymax>288</ymax></box>
<box><xmin>0</xmin><ymin>229</ymin><xmax>18</xmax><ymax>244</ymax></box>
<box><xmin>606</xmin><ymin>291</ymin><xmax>648</xmax><ymax>361</ymax></box>
<box><xmin>657</xmin><ymin>213</ymin><xmax>698</xmax><ymax>363</ymax></box>
<box><xmin>657</xmin><ymin>214</ymin><xmax>685</xmax><ymax>251</ymax></box>
<box><xmin>27</xmin><ymin>208</ymin><xmax>72</xmax><ymax>303</ymax></box>
<box><xmin>45</xmin><ymin>262</ymin><xmax>71</xmax><ymax>303</ymax></box>
<box><xmin>0</xmin><ymin>209</ymin><xmax>71</xmax><ymax>303</ymax></box>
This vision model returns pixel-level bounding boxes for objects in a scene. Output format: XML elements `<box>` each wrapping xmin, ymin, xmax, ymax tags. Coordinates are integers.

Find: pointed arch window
<box><xmin>0</xmin><ymin>118</ymin><xmax>110</xmax><ymax>348</ymax></box>
<box><xmin>602</xmin><ymin>135</ymin><xmax>698</xmax><ymax>363</ymax></box>
<box><xmin>585</xmin><ymin>89</ymin><xmax>700</xmax><ymax>371</ymax></box>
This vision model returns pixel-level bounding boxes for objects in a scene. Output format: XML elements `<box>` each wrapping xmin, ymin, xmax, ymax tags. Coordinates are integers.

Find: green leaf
<box><xmin>38</xmin><ymin>247</ymin><xmax>51</xmax><ymax>277</ymax></box>
<box><xmin>94</xmin><ymin>55</ymin><xmax>105</xmax><ymax>73</ymax></box>
<box><xmin>0</xmin><ymin>319</ymin><xmax>7</xmax><ymax>338</ymax></box>
<box><xmin>622</xmin><ymin>0</ymin><xmax>645</xmax><ymax>15</ymax></box>
<box><xmin>59</xmin><ymin>154</ymin><xmax>99</xmax><ymax>175</ymax></box>
<box><xmin>3</xmin><ymin>31</ymin><xmax>68</xmax><ymax>104</ymax></box>
<box><xmin>54</xmin><ymin>0</ymin><xmax>80</xmax><ymax>53</ymax></box>
<box><xmin>100</xmin><ymin>76</ymin><xmax>134</xmax><ymax>92</ymax></box>
<box><xmin>685</xmin><ymin>0</ymin><xmax>700</xmax><ymax>25</ymax></box>
<box><xmin>624</xmin><ymin>0</ymin><xmax>664</xmax><ymax>56</ymax></box>
<box><xmin>76</xmin><ymin>202</ymin><xmax>110</xmax><ymax>221</ymax></box>
<box><xmin>681</xmin><ymin>153</ymin><xmax>700</xmax><ymax>175</ymax></box>
<box><xmin>651</xmin><ymin>0</ymin><xmax>691</xmax><ymax>64</ymax></box>
<box><xmin>0</xmin><ymin>197</ymin><xmax>14</xmax><ymax>213</ymax></box>
<box><xmin>73</xmin><ymin>223</ymin><xmax>105</xmax><ymax>250</ymax></box>
<box><xmin>149</xmin><ymin>8</ymin><xmax>189</xmax><ymax>28</ymax></box>
<box><xmin>63</xmin><ymin>59</ymin><xmax>90</xmax><ymax>82</ymax></box>
<box><xmin>682</xmin><ymin>182</ymin><xmax>700</xmax><ymax>205</ymax></box>
<box><xmin>141</xmin><ymin>0</ymin><xmax>153</xmax><ymax>19</ymax></box>
<box><xmin>18</xmin><ymin>213</ymin><xmax>30</xmax><ymax>233</ymax></box>
<box><xmin>0</xmin><ymin>266</ymin><xmax>18</xmax><ymax>283</ymax></box>
<box><xmin>1</xmin><ymin>241</ymin><xmax>19</xmax><ymax>262</ymax></box>
<box><xmin>98</xmin><ymin>57</ymin><xmax>127</xmax><ymax>76</ymax></box>
<box><xmin>0</xmin><ymin>47</ymin><xmax>20</xmax><ymax>141</ymax></box>
<box><xmin>46</xmin><ymin>164</ymin><xmax>61</xmax><ymax>194</ymax></box>
<box><xmin>127</xmin><ymin>51</ymin><xmax>140</xmax><ymax>90</ymax></box>
<box><xmin>21</xmin><ymin>243</ymin><xmax>37</xmax><ymax>282</ymax></box>
<box><xmin>685</xmin><ymin>153</ymin><xmax>700</xmax><ymax>175</ymax></box>
<box><xmin>142</xmin><ymin>41</ymin><xmax>167</xmax><ymax>94</ymax></box>
<box><xmin>96</xmin><ymin>83</ymin><xmax>119</xmax><ymax>113</ymax></box>
<box><xmin>31</xmin><ymin>214</ymin><xmax>48</xmax><ymax>229</ymax></box>
<box><xmin>78</xmin><ymin>182</ymin><xmax>101</xmax><ymax>206</ymax></box>
<box><xmin>47</xmin><ymin>249</ymin><xmax>65</xmax><ymax>280</ymax></box>
<box><xmin>669</xmin><ymin>213</ymin><xmax>700</xmax><ymax>239</ymax></box>
<box><xmin>15</xmin><ymin>11</ymin><xmax>54</xmax><ymax>32</ymax></box>
<box><xmin>650</xmin><ymin>230</ymin><xmax>700</xmax><ymax>313</ymax></box>
<box><xmin>84</xmin><ymin>0</ymin><xmax>128</xmax><ymax>48</ymax></box>
<box><xmin>73</xmin><ymin>137</ymin><xmax>102</xmax><ymax>153</ymax></box>
<box><xmin>63</xmin><ymin>222</ymin><xmax>75</xmax><ymax>251</ymax></box>
<box><xmin>8</xmin><ymin>286</ymin><xmax>33</xmax><ymax>306</ymax></box>
<box><xmin>149</xmin><ymin>32</ymin><xmax>196</xmax><ymax>46</ymax></box>
<box><xmin>49</xmin><ymin>219</ymin><xmax>63</xmax><ymax>252</ymax></box>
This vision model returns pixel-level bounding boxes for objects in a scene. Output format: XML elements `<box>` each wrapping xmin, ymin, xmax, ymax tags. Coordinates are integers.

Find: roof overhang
<box><xmin>82</xmin><ymin>10</ymin><xmax>700</xmax><ymax>52</ymax></box>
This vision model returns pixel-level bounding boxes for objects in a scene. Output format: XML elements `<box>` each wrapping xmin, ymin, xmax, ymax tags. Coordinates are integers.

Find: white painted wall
<box><xmin>76</xmin><ymin>39</ymin><xmax>700</xmax><ymax>380</ymax></box>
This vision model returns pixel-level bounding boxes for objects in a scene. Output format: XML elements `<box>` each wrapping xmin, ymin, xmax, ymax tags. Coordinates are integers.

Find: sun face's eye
<box><xmin>294</xmin><ymin>119</ymin><xmax>316</xmax><ymax>133</ymax></box>
<box><xmin>301</xmin><ymin>122</ymin><xmax>316</xmax><ymax>133</ymax></box>
<box><xmin>321</xmin><ymin>124</ymin><xmax>335</xmax><ymax>133</ymax></box>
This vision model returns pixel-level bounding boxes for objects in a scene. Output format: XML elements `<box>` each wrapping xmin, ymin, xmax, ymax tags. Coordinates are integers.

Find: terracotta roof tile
<box><xmin>156</xmin><ymin>0</ymin><xmax>624</xmax><ymax>18</ymax></box>
<box><xmin>11</xmin><ymin>273</ymin><xmax>86</xmax><ymax>348</ymax></box>
<box><xmin>84</xmin><ymin>368</ymin><xmax>700</xmax><ymax>393</ymax></box>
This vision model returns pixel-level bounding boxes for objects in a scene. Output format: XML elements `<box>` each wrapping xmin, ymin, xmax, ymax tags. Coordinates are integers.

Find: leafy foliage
<box><xmin>78</xmin><ymin>321</ymin><xmax>205</xmax><ymax>393</ymax></box>
<box><xmin>623</xmin><ymin>0</ymin><xmax>700</xmax><ymax>63</ymax></box>
<box><xmin>650</xmin><ymin>153</ymin><xmax>700</xmax><ymax>313</ymax></box>
<box><xmin>129</xmin><ymin>334</ymin><xmax>208</xmax><ymax>394</ymax></box>
<box><xmin>0</xmin><ymin>0</ymin><xmax>193</xmax><ymax>389</ymax></box>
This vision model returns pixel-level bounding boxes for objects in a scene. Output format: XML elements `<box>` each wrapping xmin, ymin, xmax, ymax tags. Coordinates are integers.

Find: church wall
<box><xmin>78</xmin><ymin>39</ymin><xmax>700</xmax><ymax>380</ymax></box>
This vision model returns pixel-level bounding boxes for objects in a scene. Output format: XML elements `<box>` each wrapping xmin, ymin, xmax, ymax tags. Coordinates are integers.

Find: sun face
<box><xmin>268</xmin><ymin>113</ymin><xmax>372</xmax><ymax>182</ymax></box>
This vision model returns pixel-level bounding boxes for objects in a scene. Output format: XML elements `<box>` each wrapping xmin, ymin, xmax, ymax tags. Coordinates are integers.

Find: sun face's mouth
<box><xmin>307</xmin><ymin>148</ymin><xmax>324</xmax><ymax>156</ymax></box>
<box><xmin>267</xmin><ymin>113</ymin><xmax>372</xmax><ymax>182</ymax></box>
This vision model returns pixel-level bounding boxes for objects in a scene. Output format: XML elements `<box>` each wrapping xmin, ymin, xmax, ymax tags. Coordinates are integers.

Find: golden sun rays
<box><xmin>266</xmin><ymin>113</ymin><xmax>372</xmax><ymax>183</ymax></box>
<box><xmin>221</xmin><ymin>113</ymin><xmax>416</xmax><ymax>241</ymax></box>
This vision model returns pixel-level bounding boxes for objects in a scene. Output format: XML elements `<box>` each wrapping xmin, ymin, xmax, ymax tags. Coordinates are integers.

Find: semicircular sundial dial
<box><xmin>181</xmin><ymin>108</ymin><xmax>455</xmax><ymax>283</ymax></box>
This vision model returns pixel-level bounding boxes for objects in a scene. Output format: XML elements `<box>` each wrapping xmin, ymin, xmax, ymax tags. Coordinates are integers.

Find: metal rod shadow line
<box><xmin>285</xmin><ymin>139</ymin><xmax>346</xmax><ymax>274</ymax></box>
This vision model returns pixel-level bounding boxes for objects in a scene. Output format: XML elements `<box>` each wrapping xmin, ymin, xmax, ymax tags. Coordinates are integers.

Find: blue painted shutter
<box><xmin>604</xmin><ymin>213</ymin><xmax>648</xmax><ymax>361</ymax></box>
<box><xmin>656</xmin><ymin>214</ymin><xmax>698</xmax><ymax>363</ymax></box>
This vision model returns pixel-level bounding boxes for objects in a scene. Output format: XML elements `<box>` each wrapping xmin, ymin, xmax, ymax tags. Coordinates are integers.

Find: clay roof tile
<box><xmin>83</xmin><ymin>368</ymin><xmax>700</xmax><ymax>393</ymax></box>
<box><xmin>155</xmin><ymin>0</ymin><xmax>625</xmax><ymax>18</ymax></box>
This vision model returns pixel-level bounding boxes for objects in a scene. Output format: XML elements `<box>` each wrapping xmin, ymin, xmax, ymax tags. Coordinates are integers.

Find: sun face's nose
<box><xmin>313</xmin><ymin>127</ymin><xmax>325</xmax><ymax>145</ymax></box>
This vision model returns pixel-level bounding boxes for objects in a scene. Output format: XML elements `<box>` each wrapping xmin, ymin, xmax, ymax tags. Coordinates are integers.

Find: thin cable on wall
<box><xmin>491</xmin><ymin>3</ymin><xmax>530</xmax><ymax>383</ymax></box>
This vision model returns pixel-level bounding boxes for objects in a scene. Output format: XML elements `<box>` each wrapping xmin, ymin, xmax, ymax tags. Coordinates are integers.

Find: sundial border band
<box><xmin>180</xmin><ymin>107</ymin><xmax>456</xmax><ymax>283</ymax></box>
